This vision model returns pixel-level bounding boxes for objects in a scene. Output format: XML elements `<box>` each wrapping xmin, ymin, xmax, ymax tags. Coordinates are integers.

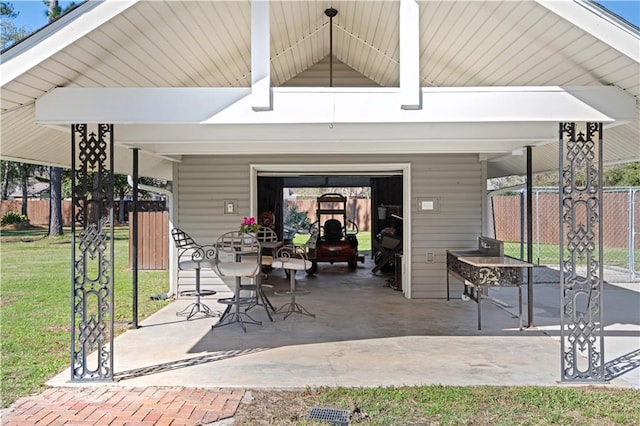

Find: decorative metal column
<box><xmin>559</xmin><ymin>122</ymin><xmax>605</xmax><ymax>382</ymax></box>
<box><xmin>70</xmin><ymin>123</ymin><xmax>115</xmax><ymax>381</ymax></box>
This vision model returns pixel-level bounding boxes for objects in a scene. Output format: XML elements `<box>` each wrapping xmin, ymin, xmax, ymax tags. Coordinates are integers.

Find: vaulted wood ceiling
<box><xmin>1</xmin><ymin>0</ymin><xmax>638</xmax><ymax>178</ymax></box>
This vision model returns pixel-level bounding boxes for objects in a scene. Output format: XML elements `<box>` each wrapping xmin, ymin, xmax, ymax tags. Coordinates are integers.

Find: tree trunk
<box><xmin>48</xmin><ymin>1</ymin><xmax>58</xmax><ymax>20</ymax></box>
<box><xmin>20</xmin><ymin>163</ymin><xmax>28</xmax><ymax>217</ymax></box>
<box><xmin>2</xmin><ymin>163</ymin><xmax>10</xmax><ymax>200</ymax></box>
<box><xmin>49</xmin><ymin>166</ymin><xmax>63</xmax><ymax>236</ymax></box>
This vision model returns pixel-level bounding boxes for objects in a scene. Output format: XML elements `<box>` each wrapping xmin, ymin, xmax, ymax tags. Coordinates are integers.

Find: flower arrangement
<box><xmin>239</xmin><ymin>216</ymin><xmax>259</xmax><ymax>234</ymax></box>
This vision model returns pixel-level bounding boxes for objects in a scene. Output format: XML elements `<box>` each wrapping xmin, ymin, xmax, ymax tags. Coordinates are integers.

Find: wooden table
<box><xmin>446</xmin><ymin>250</ymin><xmax>532</xmax><ymax>330</ymax></box>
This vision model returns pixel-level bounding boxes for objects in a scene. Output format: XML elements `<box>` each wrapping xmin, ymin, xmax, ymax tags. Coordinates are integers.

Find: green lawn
<box><xmin>1</xmin><ymin>227</ymin><xmax>639</xmax><ymax>424</ymax></box>
<box><xmin>0</xmin><ymin>226</ymin><xmax>169</xmax><ymax>408</ymax></box>
<box><xmin>503</xmin><ymin>241</ymin><xmax>639</xmax><ymax>268</ymax></box>
<box><xmin>294</xmin><ymin>231</ymin><xmax>372</xmax><ymax>252</ymax></box>
<box><xmin>235</xmin><ymin>386</ymin><xmax>640</xmax><ymax>425</ymax></box>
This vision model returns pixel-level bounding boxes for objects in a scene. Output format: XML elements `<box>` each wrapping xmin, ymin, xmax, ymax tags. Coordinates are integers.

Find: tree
<box><xmin>49</xmin><ymin>166</ymin><xmax>63</xmax><ymax>234</ymax></box>
<box><xmin>1</xmin><ymin>2</ymin><xmax>28</xmax><ymax>49</ymax></box>
<box><xmin>604</xmin><ymin>162</ymin><xmax>640</xmax><ymax>186</ymax></box>
<box><xmin>0</xmin><ymin>161</ymin><xmax>19</xmax><ymax>199</ymax></box>
<box><xmin>15</xmin><ymin>163</ymin><xmax>44</xmax><ymax>217</ymax></box>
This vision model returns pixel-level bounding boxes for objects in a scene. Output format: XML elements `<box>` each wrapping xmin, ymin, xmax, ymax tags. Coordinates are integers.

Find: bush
<box><xmin>1</xmin><ymin>212</ymin><xmax>29</xmax><ymax>226</ymax></box>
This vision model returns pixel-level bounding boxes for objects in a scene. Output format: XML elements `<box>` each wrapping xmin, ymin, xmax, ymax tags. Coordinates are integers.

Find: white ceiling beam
<box><xmin>36</xmin><ymin>86</ymin><xmax>635</xmax><ymax>125</ymax></box>
<box><xmin>122</xmin><ymin>139</ymin><xmax>530</xmax><ymax>156</ymax></box>
<box><xmin>400</xmin><ymin>0</ymin><xmax>421</xmax><ymax>110</ymax></box>
<box><xmin>36</xmin><ymin>87</ymin><xmax>250</xmax><ymax>124</ymax></box>
<box><xmin>202</xmin><ymin>86</ymin><xmax>633</xmax><ymax>124</ymax></box>
<box><xmin>251</xmin><ymin>0</ymin><xmax>271</xmax><ymax>111</ymax></box>
<box><xmin>114</xmin><ymin>122</ymin><xmax>558</xmax><ymax>144</ymax></box>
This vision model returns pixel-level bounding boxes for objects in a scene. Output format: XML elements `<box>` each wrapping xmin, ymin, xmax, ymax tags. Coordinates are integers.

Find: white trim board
<box><xmin>250</xmin><ymin>163</ymin><xmax>413</xmax><ymax>298</ymax></box>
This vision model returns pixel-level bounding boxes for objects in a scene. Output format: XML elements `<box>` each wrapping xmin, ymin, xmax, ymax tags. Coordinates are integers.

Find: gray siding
<box><xmin>281</xmin><ymin>56</ymin><xmax>380</xmax><ymax>87</ymax></box>
<box><xmin>176</xmin><ymin>154</ymin><xmax>482</xmax><ymax>299</ymax></box>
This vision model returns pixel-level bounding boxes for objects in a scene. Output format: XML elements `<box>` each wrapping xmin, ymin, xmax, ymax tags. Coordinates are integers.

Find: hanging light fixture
<box><xmin>325</xmin><ymin>7</ymin><xmax>338</xmax><ymax>87</ymax></box>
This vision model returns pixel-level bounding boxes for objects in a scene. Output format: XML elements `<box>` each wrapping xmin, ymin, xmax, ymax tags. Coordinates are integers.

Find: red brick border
<box><xmin>1</xmin><ymin>387</ymin><xmax>244</xmax><ymax>425</ymax></box>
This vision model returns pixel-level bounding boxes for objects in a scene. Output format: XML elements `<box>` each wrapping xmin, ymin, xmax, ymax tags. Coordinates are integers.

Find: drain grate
<box><xmin>307</xmin><ymin>407</ymin><xmax>350</xmax><ymax>425</ymax></box>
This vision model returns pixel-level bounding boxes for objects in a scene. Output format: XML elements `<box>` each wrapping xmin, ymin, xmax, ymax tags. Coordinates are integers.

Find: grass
<box><xmin>294</xmin><ymin>231</ymin><xmax>372</xmax><ymax>252</ymax></box>
<box><xmin>235</xmin><ymin>385</ymin><xmax>640</xmax><ymax>425</ymax></box>
<box><xmin>1</xmin><ymin>226</ymin><xmax>639</xmax><ymax>423</ymax></box>
<box><xmin>503</xmin><ymin>241</ymin><xmax>639</xmax><ymax>269</ymax></box>
<box><xmin>0</xmin><ymin>225</ymin><xmax>169</xmax><ymax>408</ymax></box>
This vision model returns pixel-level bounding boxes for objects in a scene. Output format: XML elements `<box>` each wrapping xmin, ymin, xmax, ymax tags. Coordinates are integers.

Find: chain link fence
<box><xmin>489</xmin><ymin>187</ymin><xmax>639</xmax><ymax>283</ymax></box>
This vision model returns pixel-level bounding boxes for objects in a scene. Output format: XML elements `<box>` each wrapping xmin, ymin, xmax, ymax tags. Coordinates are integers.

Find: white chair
<box><xmin>271</xmin><ymin>245</ymin><xmax>315</xmax><ymax>319</ymax></box>
<box><xmin>171</xmin><ymin>228</ymin><xmax>217</xmax><ymax>320</ymax></box>
<box><xmin>212</xmin><ymin>231</ymin><xmax>263</xmax><ymax>331</ymax></box>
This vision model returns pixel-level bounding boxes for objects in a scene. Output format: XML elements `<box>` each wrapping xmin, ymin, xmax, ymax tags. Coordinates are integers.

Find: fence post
<box><xmin>519</xmin><ymin>190</ymin><xmax>525</xmax><ymax>260</ymax></box>
<box><xmin>630</xmin><ymin>188</ymin><xmax>637</xmax><ymax>280</ymax></box>
<box><xmin>535</xmin><ymin>189</ymin><xmax>540</xmax><ymax>264</ymax></box>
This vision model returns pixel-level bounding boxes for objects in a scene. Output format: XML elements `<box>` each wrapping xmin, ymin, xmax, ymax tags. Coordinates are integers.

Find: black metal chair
<box><xmin>171</xmin><ymin>228</ymin><xmax>217</xmax><ymax>320</ymax></box>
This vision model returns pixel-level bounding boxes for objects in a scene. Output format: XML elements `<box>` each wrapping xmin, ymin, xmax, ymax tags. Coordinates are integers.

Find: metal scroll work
<box><xmin>71</xmin><ymin>124</ymin><xmax>115</xmax><ymax>381</ymax></box>
<box><xmin>446</xmin><ymin>253</ymin><xmax>523</xmax><ymax>287</ymax></box>
<box><xmin>559</xmin><ymin>122</ymin><xmax>605</xmax><ymax>382</ymax></box>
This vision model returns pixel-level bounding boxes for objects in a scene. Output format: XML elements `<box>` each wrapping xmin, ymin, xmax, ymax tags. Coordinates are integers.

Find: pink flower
<box><xmin>240</xmin><ymin>216</ymin><xmax>259</xmax><ymax>233</ymax></box>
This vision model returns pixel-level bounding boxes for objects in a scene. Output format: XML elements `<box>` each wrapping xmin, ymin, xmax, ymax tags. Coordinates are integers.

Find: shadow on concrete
<box><xmin>114</xmin><ymin>348</ymin><xmax>267</xmax><ymax>382</ymax></box>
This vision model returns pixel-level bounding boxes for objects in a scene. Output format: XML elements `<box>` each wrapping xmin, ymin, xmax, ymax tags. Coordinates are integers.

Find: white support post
<box><xmin>400</xmin><ymin>0</ymin><xmax>420</xmax><ymax>110</ymax></box>
<box><xmin>251</xmin><ymin>0</ymin><xmax>271</xmax><ymax>111</ymax></box>
<box><xmin>481</xmin><ymin>159</ymin><xmax>488</xmax><ymax>236</ymax></box>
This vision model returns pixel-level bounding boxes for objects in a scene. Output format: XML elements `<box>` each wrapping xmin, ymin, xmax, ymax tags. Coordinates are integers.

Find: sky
<box><xmin>7</xmin><ymin>0</ymin><xmax>640</xmax><ymax>32</ymax></box>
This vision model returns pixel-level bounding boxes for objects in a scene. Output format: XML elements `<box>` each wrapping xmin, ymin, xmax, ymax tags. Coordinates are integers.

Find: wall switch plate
<box><xmin>417</xmin><ymin>197</ymin><xmax>439</xmax><ymax>212</ymax></box>
<box><xmin>223</xmin><ymin>199</ymin><xmax>237</xmax><ymax>214</ymax></box>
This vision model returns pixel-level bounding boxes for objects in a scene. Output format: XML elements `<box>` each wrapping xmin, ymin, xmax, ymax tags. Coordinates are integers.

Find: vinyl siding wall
<box><xmin>174</xmin><ymin>154</ymin><xmax>482</xmax><ymax>299</ymax></box>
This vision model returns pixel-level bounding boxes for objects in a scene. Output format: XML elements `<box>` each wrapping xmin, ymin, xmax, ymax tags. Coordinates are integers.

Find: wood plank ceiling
<box><xmin>1</xmin><ymin>0</ymin><xmax>638</xmax><ymax>177</ymax></box>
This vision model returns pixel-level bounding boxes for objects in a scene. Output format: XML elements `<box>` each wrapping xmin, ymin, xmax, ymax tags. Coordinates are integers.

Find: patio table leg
<box><xmin>275</xmin><ymin>269</ymin><xmax>315</xmax><ymax>320</ymax></box>
<box><xmin>212</xmin><ymin>277</ymin><xmax>262</xmax><ymax>332</ymax></box>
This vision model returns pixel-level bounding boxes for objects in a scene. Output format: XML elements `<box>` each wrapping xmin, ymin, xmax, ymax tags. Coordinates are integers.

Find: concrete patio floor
<box><xmin>48</xmin><ymin>258</ymin><xmax>639</xmax><ymax>390</ymax></box>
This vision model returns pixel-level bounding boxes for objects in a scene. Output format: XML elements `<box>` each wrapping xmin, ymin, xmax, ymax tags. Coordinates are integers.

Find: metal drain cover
<box><xmin>307</xmin><ymin>407</ymin><xmax>350</xmax><ymax>425</ymax></box>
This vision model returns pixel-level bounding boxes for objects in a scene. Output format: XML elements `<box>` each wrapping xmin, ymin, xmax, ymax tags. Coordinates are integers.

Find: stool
<box><xmin>171</xmin><ymin>228</ymin><xmax>217</xmax><ymax>320</ymax></box>
<box><xmin>272</xmin><ymin>245</ymin><xmax>315</xmax><ymax>320</ymax></box>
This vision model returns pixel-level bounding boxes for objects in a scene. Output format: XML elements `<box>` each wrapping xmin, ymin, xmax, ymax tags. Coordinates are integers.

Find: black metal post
<box><xmin>526</xmin><ymin>145</ymin><xmax>534</xmax><ymax>327</ymax></box>
<box><xmin>559</xmin><ymin>122</ymin><xmax>605</xmax><ymax>382</ymax></box>
<box><xmin>132</xmin><ymin>148</ymin><xmax>139</xmax><ymax>329</ymax></box>
<box><xmin>70</xmin><ymin>124</ymin><xmax>115</xmax><ymax>381</ymax></box>
<box><xmin>325</xmin><ymin>8</ymin><xmax>338</xmax><ymax>87</ymax></box>
<box><xmin>519</xmin><ymin>190</ymin><xmax>525</xmax><ymax>259</ymax></box>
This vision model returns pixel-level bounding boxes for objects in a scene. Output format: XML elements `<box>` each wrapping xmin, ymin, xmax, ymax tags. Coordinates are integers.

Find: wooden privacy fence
<box><xmin>0</xmin><ymin>200</ymin><xmax>74</xmax><ymax>225</ymax></box>
<box><xmin>128</xmin><ymin>211</ymin><xmax>169</xmax><ymax>270</ymax></box>
<box><xmin>285</xmin><ymin>198</ymin><xmax>372</xmax><ymax>231</ymax></box>
<box><xmin>0</xmin><ymin>199</ymin><xmax>165</xmax><ymax>225</ymax></box>
<box><xmin>491</xmin><ymin>190</ymin><xmax>638</xmax><ymax>248</ymax></box>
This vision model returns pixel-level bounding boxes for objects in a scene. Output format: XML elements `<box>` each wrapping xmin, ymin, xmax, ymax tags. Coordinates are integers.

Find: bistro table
<box><xmin>212</xmin><ymin>232</ymin><xmax>263</xmax><ymax>332</ymax></box>
<box><xmin>446</xmin><ymin>251</ymin><xmax>532</xmax><ymax>330</ymax></box>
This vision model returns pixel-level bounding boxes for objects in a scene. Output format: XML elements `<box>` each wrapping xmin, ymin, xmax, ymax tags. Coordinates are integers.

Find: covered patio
<box><xmin>2</xmin><ymin>0</ymin><xmax>638</xmax><ymax>386</ymax></box>
<box><xmin>47</xmin><ymin>259</ymin><xmax>639</xmax><ymax>389</ymax></box>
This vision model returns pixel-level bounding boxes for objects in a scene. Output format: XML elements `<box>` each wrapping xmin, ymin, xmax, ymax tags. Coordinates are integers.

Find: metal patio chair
<box><xmin>171</xmin><ymin>228</ymin><xmax>217</xmax><ymax>320</ymax></box>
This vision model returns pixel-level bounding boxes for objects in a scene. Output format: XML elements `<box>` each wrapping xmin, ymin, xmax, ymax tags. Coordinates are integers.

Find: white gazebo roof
<box><xmin>1</xmin><ymin>0</ymin><xmax>638</xmax><ymax>179</ymax></box>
